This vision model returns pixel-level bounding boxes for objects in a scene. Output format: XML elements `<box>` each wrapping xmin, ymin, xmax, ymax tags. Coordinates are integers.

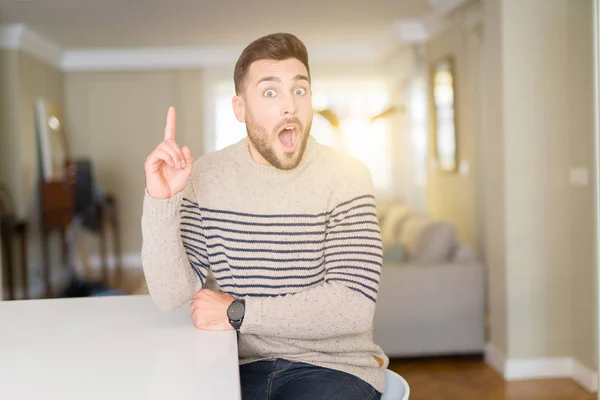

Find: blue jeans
<box><xmin>240</xmin><ymin>358</ymin><xmax>382</xmax><ymax>400</ymax></box>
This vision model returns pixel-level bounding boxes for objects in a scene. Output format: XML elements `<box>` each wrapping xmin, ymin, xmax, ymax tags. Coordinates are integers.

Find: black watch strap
<box><xmin>227</xmin><ymin>299</ymin><xmax>245</xmax><ymax>330</ymax></box>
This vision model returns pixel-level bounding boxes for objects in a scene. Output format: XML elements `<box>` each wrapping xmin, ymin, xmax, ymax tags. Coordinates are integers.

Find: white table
<box><xmin>0</xmin><ymin>295</ymin><xmax>242</xmax><ymax>400</ymax></box>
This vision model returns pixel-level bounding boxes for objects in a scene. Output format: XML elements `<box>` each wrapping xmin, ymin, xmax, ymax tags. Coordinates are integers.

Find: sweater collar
<box><xmin>234</xmin><ymin>135</ymin><xmax>318</xmax><ymax>180</ymax></box>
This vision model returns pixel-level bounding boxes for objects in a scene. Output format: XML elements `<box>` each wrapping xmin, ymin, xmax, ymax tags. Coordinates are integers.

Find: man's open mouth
<box><xmin>277</xmin><ymin>124</ymin><xmax>298</xmax><ymax>151</ymax></box>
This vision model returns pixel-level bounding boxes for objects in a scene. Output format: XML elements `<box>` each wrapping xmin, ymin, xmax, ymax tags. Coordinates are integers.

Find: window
<box><xmin>213</xmin><ymin>83</ymin><xmax>247</xmax><ymax>151</ymax></box>
<box><xmin>311</xmin><ymin>80</ymin><xmax>392</xmax><ymax>193</ymax></box>
<box><xmin>407</xmin><ymin>76</ymin><xmax>428</xmax><ymax>188</ymax></box>
<box><xmin>212</xmin><ymin>79</ymin><xmax>393</xmax><ymax>193</ymax></box>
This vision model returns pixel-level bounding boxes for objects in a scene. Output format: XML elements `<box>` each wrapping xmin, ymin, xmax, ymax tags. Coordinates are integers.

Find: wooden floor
<box><xmin>388</xmin><ymin>356</ymin><xmax>596</xmax><ymax>400</ymax></box>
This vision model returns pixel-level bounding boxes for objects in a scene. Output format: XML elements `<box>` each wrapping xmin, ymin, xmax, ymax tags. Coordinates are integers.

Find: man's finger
<box><xmin>182</xmin><ymin>146</ymin><xmax>194</xmax><ymax>172</ymax></box>
<box><xmin>154</xmin><ymin>147</ymin><xmax>176</xmax><ymax>168</ymax></box>
<box><xmin>146</xmin><ymin>148</ymin><xmax>170</xmax><ymax>169</ymax></box>
<box><xmin>192</xmin><ymin>288</ymin><xmax>213</xmax><ymax>300</ymax></box>
<box><xmin>164</xmin><ymin>106</ymin><xmax>176</xmax><ymax>141</ymax></box>
<box><xmin>164</xmin><ymin>139</ymin><xmax>186</xmax><ymax>169</ymax></box>
<box><xmin>145</xmin><ymin>151</ymin><xmax>162</xmax><ymax>169</ymax></box>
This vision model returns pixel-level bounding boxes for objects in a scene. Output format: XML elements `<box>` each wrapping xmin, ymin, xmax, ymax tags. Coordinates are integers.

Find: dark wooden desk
<box><xmin>0</xmin><ymin>218</ymin><xmax>28</xmax><ymax>300</ymax></box>
<box><xmin>39</xmin><ymin>180</ymin><xmax>73</xmax><ymax>298</ymax></box>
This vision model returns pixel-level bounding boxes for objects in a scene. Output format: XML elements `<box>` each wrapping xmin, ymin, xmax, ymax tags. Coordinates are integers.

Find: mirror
<box><xmin>35</xmin><ymin>97</ymin><xmax>69</xmax><ymax>182</ymax></box>
<box><xmin>431</xmin><ymin>56</ymin><xmax>458</xmax><ymax>172</ymax></box>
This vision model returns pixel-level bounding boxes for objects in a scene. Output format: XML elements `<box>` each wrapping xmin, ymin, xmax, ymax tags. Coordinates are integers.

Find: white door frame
<box><xmin>593</xmin><ymin>0</ymin><xmax>600</xmax><ymax>397</ymax></box>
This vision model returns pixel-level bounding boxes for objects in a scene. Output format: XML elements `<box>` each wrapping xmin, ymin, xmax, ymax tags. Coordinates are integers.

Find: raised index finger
<box><xmin>164</xmin><ymin>106</ymin><xmax>176</xmax><ymax>141</ymax></box>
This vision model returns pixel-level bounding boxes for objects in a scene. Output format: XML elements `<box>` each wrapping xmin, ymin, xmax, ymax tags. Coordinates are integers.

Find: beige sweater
<box><xmin>141</xmin><ymin>136</ymin><xmax>389</xmax><ymax>392</ymax></box>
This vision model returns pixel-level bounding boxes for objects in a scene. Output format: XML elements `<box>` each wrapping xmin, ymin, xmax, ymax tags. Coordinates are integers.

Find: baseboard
<box><xmin>85</xmin><ymin>252</ymin><xmax>142</xmax><ymax>270</ymax></box>
<box><xmin>572</xmin><ymin>359</ymin><xmax>599</xmax><ymax>393</ymax></box>
<box><xmin>484</xmin><ymin>343</ymin><xmax>598</xmax><ymax>393</ymax></box>
<box><xmin>484</xmin><ymin>343</ymin><xmax>505</xmax><ymax>376</ymax></box>
<box><xmin>505</xmin><ymin>356</ymin><xmax>573</xmax><ymax>380</ymax></box>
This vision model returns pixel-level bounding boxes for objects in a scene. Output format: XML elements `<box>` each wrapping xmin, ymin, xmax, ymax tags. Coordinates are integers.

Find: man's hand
<box><xmin>190</xmin><ymin>289</ymin><xmax>235</xmax><ymax>331</ymax></box>
<box><xmin>145</xmin><ymin>106</ymin><xmax>195</xmax><ymax>200</ymax></box>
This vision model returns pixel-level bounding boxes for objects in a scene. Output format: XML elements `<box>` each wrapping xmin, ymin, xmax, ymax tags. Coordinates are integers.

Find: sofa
<box><xmin>372</xmin><ymin>201</ymin><xmax>486</xmax><ymax>358</ymax></box>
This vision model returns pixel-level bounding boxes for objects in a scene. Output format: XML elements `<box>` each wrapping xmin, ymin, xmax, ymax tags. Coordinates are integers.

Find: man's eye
<box><xmin>264</xmin><ymin>89</ymin><xmax>276</xmax><ymax>97</ymax></box>
<box><xmin>295</xmin><ymin>88</ymin><xmax>306</xmax><ymax>95</ymax></box>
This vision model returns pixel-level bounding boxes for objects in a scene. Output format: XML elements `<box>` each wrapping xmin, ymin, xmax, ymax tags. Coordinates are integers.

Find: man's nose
<box><xmin>280</xmin><ymin>92</ymin><xmax>297</xmax><ymax>116</ymax></box>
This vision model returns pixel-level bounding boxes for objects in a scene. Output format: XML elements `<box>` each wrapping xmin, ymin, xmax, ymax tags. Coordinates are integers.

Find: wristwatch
<box><xmin>227</xmin><ymin>299</ymin><xmax>245</xmax><ymax>330</ymax></box>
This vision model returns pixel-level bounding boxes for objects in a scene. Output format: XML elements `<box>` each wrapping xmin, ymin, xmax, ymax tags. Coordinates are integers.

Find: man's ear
<box><xmin>232</xmin><ymin>95</ymin><xmax>245</xmax><ymax>123</ymax></box>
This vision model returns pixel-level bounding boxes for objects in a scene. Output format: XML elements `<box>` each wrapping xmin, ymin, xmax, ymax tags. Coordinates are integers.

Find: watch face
<box><xmin>228</xmin><ymin>301</ymin><xmax>245</xmax><ymax>320</ymax></box>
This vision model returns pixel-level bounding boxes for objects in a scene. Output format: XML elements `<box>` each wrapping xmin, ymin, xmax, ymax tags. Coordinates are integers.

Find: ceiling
<box><xmin>0</xmin><ymin>0</ymin><xmax>435</xmax><ymax>49</ymax></box>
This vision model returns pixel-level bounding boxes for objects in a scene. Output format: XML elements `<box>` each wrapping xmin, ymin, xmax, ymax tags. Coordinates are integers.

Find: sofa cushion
<box><xmin>383</xmin><ymin>242</ymin><xmax>406</xmax><ymax>263</ymax></box>
<box><xmin>417</xmin><ymin>221</ymin><xmax>459</xmax><ymax>263</ymax></box>
<box><xmin>452</xmin><ymin>244</ymin><xmax>476</xmax><ymax>263</ymax></box>
<box><xmin>400</xmin><ymin>214</ymin><xmax>458</xmax><ymax>263</ymax></box>
<box><xmin>399</xmin><ymin>214</ymin><xmax>430</xmax><ymax>256</ymax></box>
<box><xmin>379</xmin><ymin>203</ymin><xmax>412</xmax><ymax>247</ymax></box>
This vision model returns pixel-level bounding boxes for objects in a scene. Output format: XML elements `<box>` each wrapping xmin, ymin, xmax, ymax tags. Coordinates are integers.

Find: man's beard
<box><xmin>245</xmin><ymin>113</ymin><xmax>312</xmax><ymax>170</ymax></box>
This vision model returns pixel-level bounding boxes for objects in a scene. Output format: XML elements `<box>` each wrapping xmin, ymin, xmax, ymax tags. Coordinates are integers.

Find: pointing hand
<box><xmin>145</xmin><ymin>107</ymin><xmax>194</xmax><ymax>199</ymax></box>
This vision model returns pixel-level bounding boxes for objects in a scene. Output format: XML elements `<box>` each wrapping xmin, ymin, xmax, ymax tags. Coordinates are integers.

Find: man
<box><xmin>141</xmin><ymin>32</ymin><xmax>388</xmax><ymax>400</ymax></box>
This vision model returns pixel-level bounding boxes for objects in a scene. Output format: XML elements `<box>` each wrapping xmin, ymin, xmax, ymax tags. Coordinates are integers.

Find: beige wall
<box><xmin>0</xmin><ymin>50</ymin><xmax>64</xmax><ymax>298</ymax></box>
<box><xmin>0</xmin><ymin>49</ymin><xmax>20</xmax><ymax>299</ymax></box>
<box><xmin>503</xmin><ymin>0</ymin><xmax>597</xmax><ymax>366</ymax></box>
<box><xmin>426</xmin><ymin>20</ymin><xmax>482</xmax><ymax>256</ymax></box>
<box><xmin>481</xmin><ymin>0</ymin><xmax>597</xmax><ymax>372</ymax></box>
<box><xmin>503</xmin><ymin>0</ymin><xmax>572</xmax><ymax>359</ymax></box>
<box><xmin>481</xmin><ymin>0</ymin><xmax>508</xmax><ymax>356</ymax></box>
<box><xmin>64</xmin><ymin>70</ymin><xmax>204</xmax><ymax>255</ymax></box>
<box><xmin>564</xmin><ymin>0</ymin><xmax>597</xmax><ymax>372</ymax></box>
<box><xmin>0</xmin><ymin>50</ymin><xmax>21</xmax><ymax>216</ymax></box>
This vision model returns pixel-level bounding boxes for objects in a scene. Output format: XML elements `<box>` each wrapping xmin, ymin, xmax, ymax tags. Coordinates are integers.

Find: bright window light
<box><xmin>212</xmin><ymin>79</ymin><xmax>393</xmax><ymax>192</ymax></box>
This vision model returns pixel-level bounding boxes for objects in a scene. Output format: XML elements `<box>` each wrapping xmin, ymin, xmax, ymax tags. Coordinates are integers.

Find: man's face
<box><xmin>233</xmin><ymin>58</ymin><xmax>313</xmax><ymax>170</ymax></box>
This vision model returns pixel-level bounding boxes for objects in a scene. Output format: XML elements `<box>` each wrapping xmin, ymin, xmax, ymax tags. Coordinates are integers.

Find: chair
<box><xmin>71</xmin><ymin>159</ymin><xmax>122</xmax><ymax>287</ymax></box>
<box><xmin>381</xmin><ymin>369</ymin><xmax>410</xmax><ymax>400</ymax></box>
<box><xmin>39</xmin><ymin>180</ymin><xmax>73</xmax><ymax>297</ymax></box>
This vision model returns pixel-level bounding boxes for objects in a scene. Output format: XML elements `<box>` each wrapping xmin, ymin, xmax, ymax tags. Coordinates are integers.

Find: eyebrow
<box><xmin>256</xmin><ymin>74</ymin><xmax>310</xmax><ymax>86</ymax></box>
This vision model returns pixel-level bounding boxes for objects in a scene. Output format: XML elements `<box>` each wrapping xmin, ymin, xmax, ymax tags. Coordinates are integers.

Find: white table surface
<box><xmin>0</xmin><ymin>294</ymin><xmax>242</xmax><ymax>400</ymax></box>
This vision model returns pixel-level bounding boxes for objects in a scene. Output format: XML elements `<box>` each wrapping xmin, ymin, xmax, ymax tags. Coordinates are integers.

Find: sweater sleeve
<box><xmin>240</xmin><ymin>162</ymin><xmax>383</xmax><ymax>339</ymax></box>
<box><xmin>140</xmin><ymin>174</ymin><xmax>209</xmax><ymax>312</ymax></box>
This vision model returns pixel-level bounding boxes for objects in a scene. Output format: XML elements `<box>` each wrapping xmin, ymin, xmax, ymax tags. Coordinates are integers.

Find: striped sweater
<box><xmin>141</xmin><ymin>136</ymin><xmax>389</xmax><ymax>392</ymax></box>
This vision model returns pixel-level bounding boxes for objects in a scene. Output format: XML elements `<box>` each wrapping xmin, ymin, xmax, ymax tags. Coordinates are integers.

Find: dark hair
<box><xmin>234</xmin><ymin>32</ymin><xmax>310</xmax><ymax>95</ymax></box>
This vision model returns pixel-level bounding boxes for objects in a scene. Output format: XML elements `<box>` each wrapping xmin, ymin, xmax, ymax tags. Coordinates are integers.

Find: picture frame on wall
<box><xmin>430</xmin><ymin>56</ymin><xmax>458</xmax><ymax>172</ymax></box>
